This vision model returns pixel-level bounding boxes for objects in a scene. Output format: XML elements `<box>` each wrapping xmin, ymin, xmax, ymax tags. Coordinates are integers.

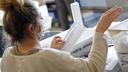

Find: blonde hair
<box><xmin>0</xmin><ymin>0</ymin><xmax>24</xmax><ymax>11</ymax></box>
<box><xmin>0</xmin><ymin>0</ymin><xmax>39</xmax><ymax>43</ymax></box>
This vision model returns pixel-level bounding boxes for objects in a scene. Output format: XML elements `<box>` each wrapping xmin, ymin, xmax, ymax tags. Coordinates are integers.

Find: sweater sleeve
<box><xmin>86</xmin><ymin>32</ymin><xmax>108</xmax><ymax>72</ymax></box>
<box><xmin>42</xmin><ymin>32</ymin><xmax>108</xmax><ymax>72</ymax></box>
<box><xmin>70</xmin><ymin>32</ymin><xmax>108</xmax><ymax>72</ymax></box>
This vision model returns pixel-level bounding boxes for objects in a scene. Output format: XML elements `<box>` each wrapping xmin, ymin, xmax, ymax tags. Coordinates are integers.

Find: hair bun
<box><xmin>0</xmin><ymin>0</ymin><xmax>24</xmax><ymax>11</ymax></box>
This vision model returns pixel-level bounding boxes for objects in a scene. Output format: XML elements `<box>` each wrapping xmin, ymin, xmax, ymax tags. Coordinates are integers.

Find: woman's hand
<box><xmin>50</xmin><ymin>36</ymin><xmax>64</xmax><ymax>50</ymax></box>
<box><xmin>96</xmin><ymin>6</ymin><xmax>122</xmax><ymax>33</ymax></box>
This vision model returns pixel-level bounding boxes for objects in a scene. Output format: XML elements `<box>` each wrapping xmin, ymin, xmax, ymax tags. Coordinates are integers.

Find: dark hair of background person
<box><xmin>0</xmin><ymin>0</ymin><xmax>39</xmax><ymax>44</ymax></box>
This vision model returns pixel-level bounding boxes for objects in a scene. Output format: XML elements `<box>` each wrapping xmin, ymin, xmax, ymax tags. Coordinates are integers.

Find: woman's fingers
<box><xmin>102</xmin><ymin>6</ymin><xmax>121</xmax><ymax>21</ymax></box>
<box><xmin>52</xmin><ymin>36</ymin><xmax>61</xmax><ymax>43</ymax></box>
<box><xmin>55</xmin><ymin>38</ymin><xmax>64</xmax><ymax>44</ymax></box>
<box><xmin>109</xmin><ymin>6</ymin><xmax>122</xmax><ymax>19</ymax></box>
<box><xmin>53</xmin><ymin>36</ymin><xmax>61</xmax><ymax>40</ymax></box>
<box><xmin>107</xmin><ymin>7</ymin><xmax>121</xmax><ymax>25</ymax></box>
<box><xmin>54</xmin><ymin>36</ymin><xmax>64</xmax><ymax>43</ymax></box>
<box><xmin>104</xmin><ymin>6</ymin><xmax>122</xmax><ymax>16</ymax></box>
<box><xmin>50</xmin><ymin>36</ymin><xmax>64</xmax><ymax>49</ymax></box>
<box><xmin>109</xmin><ymin>7</ymin><xmax>122</xmax><ymax>24</ymax></box>
<box><xmin>96</xmin><ymin>6</ymin><xmax>122</xmax><ymax>33</ymax></box>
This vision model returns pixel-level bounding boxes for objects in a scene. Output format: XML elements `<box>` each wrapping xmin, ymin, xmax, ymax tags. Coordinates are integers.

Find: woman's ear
<box><xmin>28</xmin><ymin>24</ymin><xmax>34</xmax><ymax>33</ymax></box>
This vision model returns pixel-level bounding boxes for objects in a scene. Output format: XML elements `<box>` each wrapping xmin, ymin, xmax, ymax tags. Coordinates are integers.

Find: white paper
<box><xmin>109</xmin><ymin>19</ymin><xmax>128</xmax><ymax>30</ymax></box>
<box><xmin>61</xmin><ymin>2</ymin><xmax>86</xmax><ymax>51</ymax></box>
<box><xmin>61</xmin><ymin>23</ymin><xmax>86</xmax><ymax>51</ymax></box>
<box><xmin>71</xmin><ymin>2</ymin><xmax>83</xmax><ymax>25</ymax></box>
<box><xmin>39</xmin><ymin>5</ymin><xmax>49</xmax><ymax>18</ymax></box>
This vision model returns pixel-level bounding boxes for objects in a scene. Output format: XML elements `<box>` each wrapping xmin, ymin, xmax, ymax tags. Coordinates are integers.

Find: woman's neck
<box><xmin>17</xmin><ymin>38</ymin><xmax>40</xmax><ymax>54</ymax></box>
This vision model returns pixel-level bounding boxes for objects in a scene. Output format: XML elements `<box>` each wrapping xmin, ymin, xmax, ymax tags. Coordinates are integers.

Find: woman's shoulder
<box><xmin>1</xmin><ymin>47</ymin><xmax>14</xmax><ymax>59</ymax></box>
<box><xmin>2</xmin><ymin>47</ymin><xmax>13</xmax><ymax>55</ymax></box>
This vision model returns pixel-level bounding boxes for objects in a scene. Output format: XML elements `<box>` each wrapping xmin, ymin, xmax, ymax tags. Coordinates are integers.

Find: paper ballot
<box><xmin>61</xmin><ymin>2</ymin><xmax>87</xmax><ymax>51</ymax></box>
<box><xmin>61</xmin><ymin>23</ymin><xmax>86</xmax><ymax>51</ymax></box>
<box><xmin>71</xmin><ymin>2</ymin><xmax>83</xmax><ymax>25</ymax></box>
<box><xmin>40</xmin><ymin>2</ymin><xmax>93</xmax><ymax>57</ymax></box>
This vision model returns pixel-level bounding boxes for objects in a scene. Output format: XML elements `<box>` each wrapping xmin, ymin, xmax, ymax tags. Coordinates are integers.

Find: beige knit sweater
<box><xmin>1</xmin><ymin>32</ymin><xmax>108</xmax><ymax>72</ymax></box>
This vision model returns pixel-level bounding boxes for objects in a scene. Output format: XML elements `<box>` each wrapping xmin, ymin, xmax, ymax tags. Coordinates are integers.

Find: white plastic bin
<box><xmin>109</xmin><ymin>19</ymin><xmax>128</xmax><ymax>72</ymax></box>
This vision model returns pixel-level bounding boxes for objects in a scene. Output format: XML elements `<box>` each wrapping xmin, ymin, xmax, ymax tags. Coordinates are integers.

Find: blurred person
<box><xmin>55</xmin><ymin>0</ymin><xmax>74</xmax><ymax>30</ymax></box>
<box><xmin>0</xmin><ymin>0</ymin><xmax>122</xmax><ymax>72</ymax></box>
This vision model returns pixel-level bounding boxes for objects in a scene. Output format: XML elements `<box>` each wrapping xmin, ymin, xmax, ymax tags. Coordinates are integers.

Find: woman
<box><xmin>0</xmin><ymin>0</ymin><xmax>122</xmax><ymax>72</ymax></box>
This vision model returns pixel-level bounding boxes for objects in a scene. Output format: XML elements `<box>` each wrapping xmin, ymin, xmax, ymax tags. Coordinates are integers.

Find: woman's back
<box><xmin>1</xmin><ymin>32</ymin><xmax>108</xmax><ymax>72</ymax></box>
<box><xmin>2</xmin><ymin>47</ymin><xmax>84</xmax><ymax>72</ymax></box>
